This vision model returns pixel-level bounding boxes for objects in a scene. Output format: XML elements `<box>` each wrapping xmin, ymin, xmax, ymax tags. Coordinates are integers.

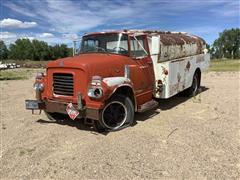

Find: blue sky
<box><xmin>0</xmin><ymin>0</ymin><xmax>239</xmax><ymax>47</ymax></box>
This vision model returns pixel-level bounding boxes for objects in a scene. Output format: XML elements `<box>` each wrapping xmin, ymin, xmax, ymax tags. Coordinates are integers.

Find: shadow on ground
<box><xmin>36</xmin><ymin>86</ymin><xmax>209</xmax><ymax>134</ymax></box>
<box><xmin>134</xmin><ymin>86</ymin><xmax>209</xmax><ymax>122</ymax></box>
<box><xmin>36</xmin><ymin>118</ymin><xmax>107</xmax><ymax>135</ymax></box>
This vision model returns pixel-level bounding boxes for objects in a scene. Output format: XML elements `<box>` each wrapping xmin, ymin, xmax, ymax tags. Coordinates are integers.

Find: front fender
<box><xmin>102</xmin><ymin>77</ymin><xmax>137</xmax><ymax>111</ymax></box>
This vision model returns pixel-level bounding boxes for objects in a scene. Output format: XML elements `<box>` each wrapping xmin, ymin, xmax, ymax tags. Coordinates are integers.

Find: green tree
<box><xmin>211</xmin><ymin>28</ymin><xmax>240</xmax><ymax>59</ymax></box>
<box><xmin>59</xmin><ymin>44</ymin><xmax>69</xmax><ymax>58</ymax></box>
<box><xmin>49</xmin><ymin>44</ymin><xmax>60</xmax><ymax>60</ymax></box>
<box><xmin>0</xmin><ymin>40</ymin><xmax>8</xmax><ymax>60</ymax></box>
<box><xmin>68</xmin><ymin>47</ymin><xmax>73</xmax><ymax>57</ymax></box>
<box><xmin>9</xmin><ymin>39</ymin><xmax>33</xmax><ymax>60</ymax></box>
<box><xmin>49</xmin><ymin>44</ymin><xmax>72</xmax><ymax>60</ymax></box>
<box><xmin>32</xmin><ymin>40</ymin><xmax>50</xmax><ymax>60</ymax></box>
<box><xmin>8</xmin><ymin>38</ymin><xmax>73</xmax><ymax>60</ymax></box>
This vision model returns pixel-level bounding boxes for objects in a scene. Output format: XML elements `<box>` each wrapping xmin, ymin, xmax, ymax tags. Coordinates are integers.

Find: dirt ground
<box><xmin>0</xmin><ymin>71</ymin><xmax>239</xmax><ymax>179</ymax></box>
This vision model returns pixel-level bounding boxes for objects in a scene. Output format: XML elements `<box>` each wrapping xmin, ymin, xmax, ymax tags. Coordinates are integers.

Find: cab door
<box><xmin>128</xmin><ymin>35</ymin><xmax>155</xmax><ymax>105</ymax></box>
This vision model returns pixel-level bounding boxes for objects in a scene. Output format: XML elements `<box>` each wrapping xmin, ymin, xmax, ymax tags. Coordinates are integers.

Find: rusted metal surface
<box><xmin>159</xmin><ymin>33</ymin><xmax>205</xmax><ymax>45</ymax></box>
<box><xmin>159</xmin><ymin>33</ymin><xmax>206</xmax><ymax>62</ymax></box>
<box><xmin>45</xmin><ymin>100</ymin><xmax>100</xmax><ymax>120</ymax></box>
<box><xmin>141</xmin><ymin>30</ymin><xmax>206</xmax><ymax>62</ymax></box>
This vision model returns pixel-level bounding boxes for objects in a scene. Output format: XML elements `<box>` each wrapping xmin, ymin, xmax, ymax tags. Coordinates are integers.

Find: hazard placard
<box><xmin>66</xmin><ymin>103</ymin><xmax>79</xmax><ymax>120</ymax></box>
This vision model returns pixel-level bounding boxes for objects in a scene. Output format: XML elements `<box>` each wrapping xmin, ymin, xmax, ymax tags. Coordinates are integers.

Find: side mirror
<box><xmin>72</xmin><ymin>40</ymin><xmax>81</xmax><ymax>56</ymax></box>
<box><xmin>150</xmin><ymin>36</ymin><xmax>160</xmax><ymax>55</ymax></box>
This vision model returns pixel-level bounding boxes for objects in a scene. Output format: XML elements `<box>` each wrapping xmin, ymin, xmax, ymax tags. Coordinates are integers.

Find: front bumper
<box><xmin>25</xmin><ymin>99</ymin><xmax>100</xmax><ymax>120</ymax></box>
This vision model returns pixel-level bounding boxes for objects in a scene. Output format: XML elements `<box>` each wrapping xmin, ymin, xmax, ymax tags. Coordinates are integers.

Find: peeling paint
<box><xmin>103</xmin><ymin>77</ymin><xmax>130</xmax><ymax>87</ymax></box>
<box><xmin>186</xmin><ymin>61</ymin><xmax>191</xmax><ymax>71</ymax></box>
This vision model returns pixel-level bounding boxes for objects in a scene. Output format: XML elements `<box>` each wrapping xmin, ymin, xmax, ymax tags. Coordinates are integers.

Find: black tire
<box><xmin>185</xmin><ymin>73</ymin><xmax>200</xmax><ymax>97</ymax></box>
<box><xmin>94</xmin><ymin>94</ymin><xmax>135</xmax><ymax>132</ymax></box>
<box><xmin>93</xmin><ymin>120</ymin><xmax>106</xmax><ymax>133</ymax></box>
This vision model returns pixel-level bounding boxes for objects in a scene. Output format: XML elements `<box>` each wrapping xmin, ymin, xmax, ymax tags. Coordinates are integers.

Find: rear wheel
<box><xmin>185</xmin><ymin>73</ymin><xmax>200</xmax><ymax>97</ymax></box>
<box><xmin>94</xmin><ymin>94</ymin><xmax>134</xmax><ymax>132</ymax></box>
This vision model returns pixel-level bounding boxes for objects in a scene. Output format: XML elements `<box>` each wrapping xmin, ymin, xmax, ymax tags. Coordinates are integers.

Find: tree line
<box><xmin>0</xmin><ymin>39</ymin><xmax>73</xmax><ymax>61</ymax></box>
<box><xmin>209</xmin><ymin>28</ymin><xmax>240</xmax><ymax>59</ymax></box>
<box><xmin>0</xmin><ymin>28</ymin><xmax>239</xmax><ymax>61</ymax></box>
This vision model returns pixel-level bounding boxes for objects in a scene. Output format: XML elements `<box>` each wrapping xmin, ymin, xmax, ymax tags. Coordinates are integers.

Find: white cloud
<box><xmin>3</xmin><ymin>0</ymin><xmax>238</xmax><ymax>35</ymax></box>
<box><xmin>62</xmin><ymin>33</ymin><xmax>79</xmax><ymax>40</ymax></box>
<box><xmin>3</xmin><ymin>1</ymin><xmax>37</xmax><ymax>18</ymax></box>
<box><xmin>39</xmin><ymin>33</ymin><xmax>54</xmax><ymax>38</ymax></box>
<box><xmin>0</xmin><ymin>31</ymin><xmax>72</xmax><ymax>46</ymax></box>
<box><xmin>0</xmin><ymin>18</ymin><xmax>37</xmax><ymax>29</ymax></box>
<box><xmin>209</xmin><ymin>1</ymin><xmax>239</xmax><ymax>17</ymax></box>
<box><xmin>2</xmin><ymin>0</ymin><xmax>134</xmax><ymax>33</ymax></box>
<box><xmin>0</xmin><ymin>31</ymin><xmax>17</xmax><ymax>39</ymax></box>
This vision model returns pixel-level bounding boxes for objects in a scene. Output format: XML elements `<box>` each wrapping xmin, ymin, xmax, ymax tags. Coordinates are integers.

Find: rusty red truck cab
<box><xmin>26</xmin><ymin>30</ymin><xmax>156</xmax><ymax>132</ymax></box>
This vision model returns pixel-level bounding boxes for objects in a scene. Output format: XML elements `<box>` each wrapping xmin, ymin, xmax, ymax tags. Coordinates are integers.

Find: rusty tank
<box><xmin>133</xmin><ymin>30</ymin><xmax>206</xmax><ymax>62</ymax></box>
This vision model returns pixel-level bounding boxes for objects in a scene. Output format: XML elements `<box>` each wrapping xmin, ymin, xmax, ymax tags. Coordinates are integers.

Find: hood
<box><xmin>47</xmin><ymin>53</ymin><xmax>130</xmax><ymax>77</ymax></box>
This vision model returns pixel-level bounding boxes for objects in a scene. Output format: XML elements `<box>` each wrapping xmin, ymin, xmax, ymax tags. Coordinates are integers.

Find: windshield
<box><xmin>80</xmin><ymin>33</ymin><xmax>129</xmax><ymax>56</ymax></box>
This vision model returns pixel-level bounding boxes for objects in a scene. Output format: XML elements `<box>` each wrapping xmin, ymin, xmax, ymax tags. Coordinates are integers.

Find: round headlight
<box><xmin>93</xmin><ymin>88</ymin><xmax>103</xmax><ymax>97</ymax></box>
<box><xmin>88</xmin><ymin>88</ymin><xmax>103</xmax><ymax>99</ymax></box>
<box><xmin>34</xmin><ymin>83</ymin><xmax>44</xmax><ymax>92</ymax></box>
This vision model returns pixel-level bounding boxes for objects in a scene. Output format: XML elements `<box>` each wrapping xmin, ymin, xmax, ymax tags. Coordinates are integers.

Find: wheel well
<box><xmin>111</xmin><ymin>86</ymin><xmax>135</xmax><ymax>109</ymax></box>
<box><xmin>195</xmin><ymin>68</ymin><xmax>201</xmax><ymax>87</ymax></box>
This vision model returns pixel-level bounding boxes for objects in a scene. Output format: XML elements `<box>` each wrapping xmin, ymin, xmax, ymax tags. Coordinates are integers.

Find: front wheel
<box><xmin>94</xmin><ymin>95</ymin><xmax>135</xmax><ymax>132</ymax></box>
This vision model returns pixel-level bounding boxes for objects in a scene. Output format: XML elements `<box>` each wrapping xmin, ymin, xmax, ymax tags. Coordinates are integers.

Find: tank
<box><xmin>145</xmin><ymin>31</ymin><xmax>207</xmax><ymax>62</ymax></box>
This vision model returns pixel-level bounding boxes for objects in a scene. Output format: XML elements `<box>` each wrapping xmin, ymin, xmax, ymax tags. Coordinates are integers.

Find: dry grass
<box><xmin>209</xmin><ymin>59</ymin><xmax>240</xmax><ymax>71</ymax></box>
<box><xmin>0</xmin><ymin>68</ymin><xmax>40</xmax><ymax>80</ymax></box>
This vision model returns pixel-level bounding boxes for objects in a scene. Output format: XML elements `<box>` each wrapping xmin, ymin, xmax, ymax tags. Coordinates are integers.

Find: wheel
<box><xmin>93</xmin><ymin>120</ymin><xmax>105</xmax><ymax>133</ymax></box>
<box><xmin>94</xmin><ymin>94</ymin><xmax>135</xmax><ymax>132</ymax></box>
<box><xmin>185</xmin><ymin>73</ymin><xmax>200</xmax><ymax>97</ymax></box>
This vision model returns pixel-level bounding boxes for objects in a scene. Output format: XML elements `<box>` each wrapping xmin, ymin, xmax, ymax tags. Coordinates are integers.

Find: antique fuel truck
<box><xmin>26</xmin><ymin>30</ymin><xmax>210</xmax><ymax>132</ymax></box>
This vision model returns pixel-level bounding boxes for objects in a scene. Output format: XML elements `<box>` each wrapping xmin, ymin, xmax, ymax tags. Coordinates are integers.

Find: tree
<box><xmin>211</xmin><ymin>28</ymin><xmax>240</xmax><ymax>59</ymax></box>
<box><xmin>0</xmin><ymin>40</ymin><xmax>8</xmax><ymax>60</ymax></box>
<box><xmin>32</xmin><ymin>40</ymin><xmax>50</xmax><ymax>60</ymax></box>
<box><xmin>50</xmin><ymin>44</ymin><xmax>72</xmax><ymax>60</ymax></box>
<box><xmin>49</xmin><ymin>44</ymin><xmax>60</xmax><ymax>60</ymax></box>
<box><xmin>8</xmin><ymin>39</ymin><xmax>33</xmax><ymax>60</ymax></box>
<box><xmin>7</xmin><ymin>38</ymin><xmax>72</xmax><ymax>60</ymax></box>
<box><xmin>59</xmin><ymin>44</ymin><xmax>69</xmax><ymax>58</ymax></box>
<box><xmin>68</xmin><ymin>47</ymin><xmax>73</xmax><ymax>57</ymax></box>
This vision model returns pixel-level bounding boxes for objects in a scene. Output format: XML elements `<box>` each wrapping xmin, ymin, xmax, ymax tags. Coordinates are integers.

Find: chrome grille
<box><xmin>53</xmin><ymin>73</ymin><xmax>74</xmax><ymax>96</ymax></box>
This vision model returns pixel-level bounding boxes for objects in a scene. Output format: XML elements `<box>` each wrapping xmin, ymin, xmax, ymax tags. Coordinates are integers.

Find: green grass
<box><xmin>209</xmin><ymin>59</ymin><xmax>240</xmax><ymax>72</ymax></box>
<box><xmin>0</xmin><ymin>69</ymin><xmax>35</xmax><ymax>80</ymax></box>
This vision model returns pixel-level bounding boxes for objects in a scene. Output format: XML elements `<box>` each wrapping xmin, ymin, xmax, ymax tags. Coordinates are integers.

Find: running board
<box><xmin>137</xmin><ymin>100</ymin><xmax>159</xmax><ymax>113</ymax></box>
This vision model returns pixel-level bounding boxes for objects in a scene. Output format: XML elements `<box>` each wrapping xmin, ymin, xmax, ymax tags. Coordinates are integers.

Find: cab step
<box><xmin>137</xmin><ymin>100</ymin><xmax>159</xmax><ymax>113</ymax></box>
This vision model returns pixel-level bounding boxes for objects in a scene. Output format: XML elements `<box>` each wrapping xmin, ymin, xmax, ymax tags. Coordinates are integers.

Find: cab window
<box><xmin>130</xmin><ymin>36</ymin><xmax>148</xmax><ymax>58</ymax></box>
<box><xmin>82</xmin><ymin>39</ymin><xmax>99</xmax><ymax>52</ymax></box>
